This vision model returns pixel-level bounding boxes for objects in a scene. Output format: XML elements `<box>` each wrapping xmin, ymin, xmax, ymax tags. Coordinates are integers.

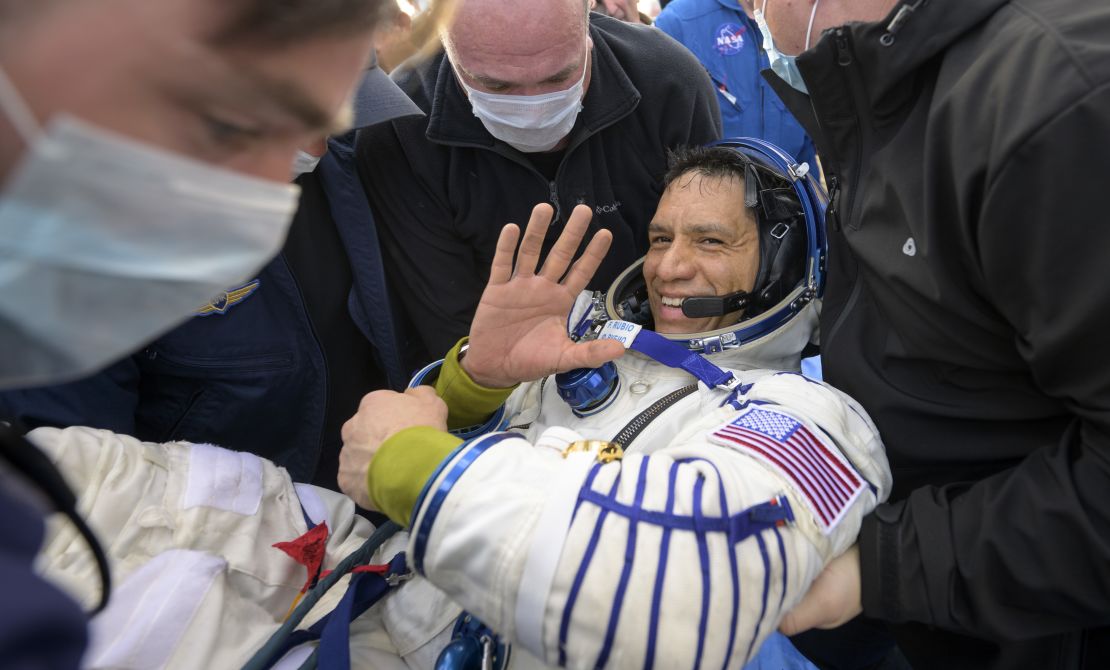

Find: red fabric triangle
<box><xmin>273</xmin><ymin>522</ymin><xmax>330</xmax><ymax>593</ymax></box>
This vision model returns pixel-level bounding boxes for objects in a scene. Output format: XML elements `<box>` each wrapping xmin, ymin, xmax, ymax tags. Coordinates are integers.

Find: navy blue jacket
<box><xmin>0</xmin><ymin>135</ymin><xmax>410</xmax><ymax>484</ymax></box>
<box><xmin>0</xmin><ymin>482</ymin><xmax>87</xmax><ymax>669</ymax></box>
<box><xmin>655</xmin><ymin>0</ymin><xmax>817</xmax><ymax>170</ymax></box>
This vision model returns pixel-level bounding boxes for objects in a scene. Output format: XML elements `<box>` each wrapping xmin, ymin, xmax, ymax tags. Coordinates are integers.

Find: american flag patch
<box><xmin>708</xmin><ymin>406</ymin><xmax>866</xmax><ymax>534</ymax></box>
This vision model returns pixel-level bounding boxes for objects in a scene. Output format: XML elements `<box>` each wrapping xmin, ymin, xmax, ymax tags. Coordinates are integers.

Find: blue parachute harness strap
<box><xmin>240</xmin><ymin>521</ymin><xmax>403</xmax><ymax>670</ymax></box>
<box><xmin>627</xmin><ymin>328</ymin><xmax>736</xmax><ymax>389</ymax></box>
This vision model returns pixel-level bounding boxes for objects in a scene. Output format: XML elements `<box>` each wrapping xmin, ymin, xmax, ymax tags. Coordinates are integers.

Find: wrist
<box><xmin>368</xmin><ymin>426</ymin><xmax>462</xmax><ymax>526</ymax></box>
<box><xmin>458</xmin><ymin>345</ymin><xmax>513</xmax><ymax>389</ymax></box>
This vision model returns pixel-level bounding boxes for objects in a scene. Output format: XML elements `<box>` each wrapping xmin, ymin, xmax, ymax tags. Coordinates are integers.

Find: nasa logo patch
<box><xmin>715</xmin><ymin>23</ymin><xmax>747</xmax><ymax>55</ymax></box>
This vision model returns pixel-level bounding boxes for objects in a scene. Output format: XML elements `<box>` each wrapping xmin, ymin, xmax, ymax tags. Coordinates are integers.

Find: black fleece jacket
<box><xmin>355</xmin><ymin>13</ymin><xmax>720</xmax><ymax>364</ymax></box>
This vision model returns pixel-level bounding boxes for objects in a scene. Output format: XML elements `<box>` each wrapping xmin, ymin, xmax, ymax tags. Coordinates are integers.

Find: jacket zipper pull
<box><xmin>835</xmin><ymin>28</ymin><xmax>853</xmax><ymax>66</ymax></box>
<box><xmin>549</xmin><ymin>180</ymin><xmax>562</xmax><ymax>223</ymax></box>
<box><xmin>826</xmin><ymin>174</ymin><xmax>842</xmax><ymax>232</ymax></box>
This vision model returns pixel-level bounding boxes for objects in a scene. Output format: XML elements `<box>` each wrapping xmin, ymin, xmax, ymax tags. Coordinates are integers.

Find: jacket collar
<box><xmin>425</xmin><ymin>21</ymin><xmax>641</xmax><ymax>148</ymax></box>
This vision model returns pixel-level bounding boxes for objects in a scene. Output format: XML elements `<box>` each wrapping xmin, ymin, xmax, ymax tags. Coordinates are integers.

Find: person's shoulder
<box><xmin>986</xmin><ymin>0</ymin><xmax>1110</xmax><ymax>87</ymax></box>
<box><xmin>656</xmin><ymin>0</ymin><xmax>731</xmax><ymax>23</ymax></box>
<box><xmin>590</xmin><ymin>13</ymin><xmax>708</xmax><ymax>79</ymax></box>
<box><xmin>387</xmin><ymin>49</ymin><xmax>447</xmax><ymax>113</ymax></box>
<box><xmin>938</xmin><ymin>0</ymin><xmax>1110</xmax><ymax>141</ymax></box>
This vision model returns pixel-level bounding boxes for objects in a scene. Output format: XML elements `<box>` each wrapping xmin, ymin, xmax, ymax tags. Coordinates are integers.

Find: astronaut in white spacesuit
<box><xmin>338</xmin><ymin>138</ymin><xmax>892</xmax><ymax>668</ymax></box>
<box><xmin>34</xmin><ymin>140</ymin><xmax>890</xmax><ymax>669</ymax></box>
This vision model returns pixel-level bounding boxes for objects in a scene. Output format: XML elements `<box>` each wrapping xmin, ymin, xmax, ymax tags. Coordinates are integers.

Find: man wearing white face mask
<box><xmin>752</xmin><ymin>0</ymin><xmax>1110</xmax><ymax>669</ymax></box>
<box><xmin>0</xmin><ymin>0</ymin><xmax>398</xmax><ymax>666</ymax></box>
<box><xmin>356</xmin><ymin>0</ymin><xmax>722</xmax><ymax>367</ymax></box>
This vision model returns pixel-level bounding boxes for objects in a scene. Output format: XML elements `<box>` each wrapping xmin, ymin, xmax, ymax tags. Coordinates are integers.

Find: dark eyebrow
<box><xmin>455</xmin><ymin>62</ymin><xmax>510</xmax><ymax>89</ymax></box>
<box><xmin>649</xmin><ymin>220</ymin><xmax>737</xmax><ymax>237</ymax></box>
<box><xmin>686</xmin><ymin>222</ymin><xmax>737</xmax><ymax>237</ymax></box>
<box><xmin>541</xmin><ymin>60</ymin><xmax>581</xmax><ymax>84</ymax></box>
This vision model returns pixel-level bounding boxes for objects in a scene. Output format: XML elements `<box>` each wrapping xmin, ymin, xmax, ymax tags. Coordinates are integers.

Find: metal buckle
<box><xmin>562</xmin><ymin>439</ymin><xmax>624</xmax><ymax>463</ymax></box>
<box><xmin>386</xmin><ymin>571</ymin><xmax>414</xmax><ymax>587</ymax></box>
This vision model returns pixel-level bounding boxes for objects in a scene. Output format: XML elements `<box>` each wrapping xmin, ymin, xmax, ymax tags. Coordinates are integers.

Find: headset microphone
<box><xmin>680</xmin><ymin>291</ymin><xmax>752</xmax><ymax>318</ymax></box>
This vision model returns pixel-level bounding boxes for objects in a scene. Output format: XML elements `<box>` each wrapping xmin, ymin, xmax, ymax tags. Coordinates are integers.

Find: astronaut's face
<box><xmin>644</xmin><ymin>172</ymin><xmax>760</xmax><ymax>334</ymax></box>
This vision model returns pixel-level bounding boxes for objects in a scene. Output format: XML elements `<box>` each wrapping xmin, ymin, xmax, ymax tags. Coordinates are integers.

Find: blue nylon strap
<box><xmin>316</xmin><ymin>572</ymin><xmax>389</xmax><ymax>669</ymax></box>
<box><xmin>260</xmin><ymin>553</ymin><xmax>408</xmax><ymax>670</ymax></box>
<box><xmin>627</xmin><ymin>328</ymin><xmax>735</xmax><ymax>388</ymax></box>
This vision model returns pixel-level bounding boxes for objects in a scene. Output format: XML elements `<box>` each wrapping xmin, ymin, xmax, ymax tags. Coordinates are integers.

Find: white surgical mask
<box><xmin>754</xmin><ymin>0</ymin><xmax>820</xmax><ymax>94</ymax></box>
<box><xmin>459</xmin><ymin>55</ymin><xmax>588</xmax><ymax>153</ymax></box>
<box><xmin>0</xmin><ymin>67</ymin><xmax>300</xmax><ymax>389</ymax></box>
<box><xmin>290</xmin><ymin>149</ymin><xmax>322</xmax><ymax>179</ymax></box>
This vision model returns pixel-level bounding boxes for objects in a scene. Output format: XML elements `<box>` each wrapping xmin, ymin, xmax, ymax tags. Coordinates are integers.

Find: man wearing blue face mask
<box><xmin>356</xmin><ymin>0</ymin><xmax>723</xmax><ymax>368</ymax></box>
<box><xmin>0</xmin><ymin>0</ymin><xmax>397</xmax><ymax>666</ymax></box>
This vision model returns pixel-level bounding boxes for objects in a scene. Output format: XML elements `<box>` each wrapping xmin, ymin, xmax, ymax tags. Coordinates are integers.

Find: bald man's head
<box><xmin>443</xmin><ymin>0</ymin><xmax>592</xmax><ymax>98</ymax></box>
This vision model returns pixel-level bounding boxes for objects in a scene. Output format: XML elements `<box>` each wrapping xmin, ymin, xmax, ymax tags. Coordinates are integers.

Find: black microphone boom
<box><xmin>680</xmin><ymin>291</ymin><xmax>751</xmax><ymax>318</ymax></box>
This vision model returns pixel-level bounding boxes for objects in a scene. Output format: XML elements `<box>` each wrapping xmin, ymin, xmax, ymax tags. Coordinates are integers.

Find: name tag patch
<box><xmin>598</xmin><ymin>320</ymin><xmax>642</xmax><ymax>348</ymax></box>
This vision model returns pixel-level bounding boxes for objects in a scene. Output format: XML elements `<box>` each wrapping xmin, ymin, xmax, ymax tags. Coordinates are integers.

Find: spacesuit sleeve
<box><xmin>406</xmin><ymin>372</ymin><xmax>891</xmax><ymax>668</ymax></box>
<box><xmin>432</xmin><ymin>338</ymin><xmax>515</xmax><ymax>431</ymax></box>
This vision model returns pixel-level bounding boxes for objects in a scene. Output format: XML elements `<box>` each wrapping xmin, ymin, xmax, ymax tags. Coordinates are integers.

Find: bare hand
<box><xmin>779</xmin><ymin>544</ymin><xmax>863</xmax><ymax>635</ymax></box>
<box><xmin>337</xmin><ymin>386</ymin><xmax>448</xmax><ymax>509</ymax></box>
<box><xmin>462</xmin><ymin>203</ymin><xmax>626</xmax><ymax>388</ymax></box>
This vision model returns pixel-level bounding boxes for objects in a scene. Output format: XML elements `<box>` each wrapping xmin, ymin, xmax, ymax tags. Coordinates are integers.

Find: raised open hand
<box><xmin>461</xmin><ymin>203</ymin><xmax>626</xmax><ymax>388</ymax></box>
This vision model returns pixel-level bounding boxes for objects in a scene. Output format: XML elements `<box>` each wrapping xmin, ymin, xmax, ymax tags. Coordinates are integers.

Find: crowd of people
<box><xmin>1</xmin><ymin>0</ymin><xmax>1107</xmax><ymax>668</ymax></box>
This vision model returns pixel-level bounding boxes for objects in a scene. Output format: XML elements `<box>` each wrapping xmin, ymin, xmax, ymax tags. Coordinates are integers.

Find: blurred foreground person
<box><xmin>0</xmin><ymin>0</ymin><xmax>393</xmax><ymax>666</ymax></box>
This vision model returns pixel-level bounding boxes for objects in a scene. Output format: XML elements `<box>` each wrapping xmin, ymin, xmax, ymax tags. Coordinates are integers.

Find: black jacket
<box><xmin>772</xmin><ymin>0</ymin><xmax>1110</xmax><ymax>667</ymax></box>
<box><xmin>355</xmin><ymin>14</ymin><xmax>721</xmax><ymax>363</ymax></box>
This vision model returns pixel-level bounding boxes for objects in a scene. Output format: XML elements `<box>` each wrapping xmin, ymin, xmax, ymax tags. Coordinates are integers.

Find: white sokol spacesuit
<box><xmin>32</xmin><ymin>139</ymin><xmax>890</xmax><ymax>669</ymax></box>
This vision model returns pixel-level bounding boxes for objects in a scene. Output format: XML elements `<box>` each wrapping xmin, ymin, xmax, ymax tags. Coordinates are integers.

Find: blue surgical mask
<box><xmin>754</xmin><ymin>0</ymin><xmax>820</xmax><ymax>94</ymax></box>
<box><xmin>0</xmin><ymin>67</ymin><xmax>300</xmax><ymax>389</ymax></box>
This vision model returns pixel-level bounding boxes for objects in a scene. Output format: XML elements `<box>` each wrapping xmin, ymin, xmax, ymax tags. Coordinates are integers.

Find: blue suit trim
<box><xmin>558</xmin><ymin>465</ymin><xmax>622</xmax><ymax>667</ymax></box>
<box><xmin>692</xmin><ymin>475</ymin><xmax>711</xmax><ymax>669</ymax></box>
<box><xmin>677</xmin><ymin>457</ymin><xmax>741</xmax><ymax>670</ymax></box>
<box><xmin>595</xmin><ymin>458</ymin><xmax>650</xmax><ymax>668</ymax></box>
<box><xmin>643</xmin><ymin>461</ymin><xmax>680</xmax><ymax>670</ymax></box>
<box><xmin>773</xmin><ymin>526</ymin><xmax>788</xmax><ymax>613</ymax></box>
<box><xmin>575</xmin><ymin>488</ymin><xmax>792</xmax><ymax>536</ymax></box>
<box><xmin>745</xmin><ymin>532</ymin><xmax>774</xmax><ymax>665</ymax></box>
<box><xmin>410</xmin><ymin>432</ymin><xmax>516</xmax><ymax>575</ymax></box>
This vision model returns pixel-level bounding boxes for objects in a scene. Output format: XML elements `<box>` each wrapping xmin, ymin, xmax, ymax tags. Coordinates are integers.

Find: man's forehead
<box><xmin>447</xmin><ymin>0</ymin><xmax>587</xmax><ymax>65</ymax></box>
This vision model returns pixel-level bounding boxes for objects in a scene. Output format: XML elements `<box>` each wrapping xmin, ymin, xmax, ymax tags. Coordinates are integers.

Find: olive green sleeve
<box><xmin>367</xmin><ymin>426</ymin><xmax>463</xmax><ymax>526</ymax></box>
<box><xmin>434</xmin><ymin>337</ymin><xmax>517</xmax><ymax>430</ymax></box>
